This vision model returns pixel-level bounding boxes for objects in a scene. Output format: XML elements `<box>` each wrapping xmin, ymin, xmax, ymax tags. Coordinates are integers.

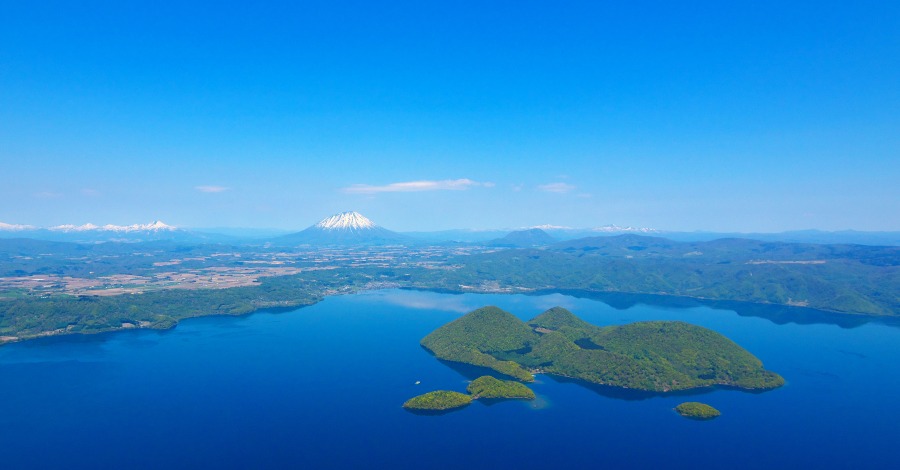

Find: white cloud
<box><xmin>538</xmin><ymin>182</ymin><xmax>576</xmax><ymax>193</ymax></box>
<box><xmin>195</xmin><ymin>185</ymin><xmax>230</xmax><ymax>193</ymax></box>
<box><xmin>344</xmin><ymin>178</ymin><xmax>492</xmax><ymax>194</ymax></box>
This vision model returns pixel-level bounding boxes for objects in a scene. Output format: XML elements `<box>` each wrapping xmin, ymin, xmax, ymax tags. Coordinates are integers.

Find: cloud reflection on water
<box><xmin>352</xmin><ymin>289</ymin><xmax>478</xmax><ymax>313</ymax></box>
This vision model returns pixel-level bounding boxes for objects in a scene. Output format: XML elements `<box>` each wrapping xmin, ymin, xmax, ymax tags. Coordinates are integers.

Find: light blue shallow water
<box><xmin>1</xmin><ymin>289</ymin><xmax>898</xmax><ymax>469</ymax></box>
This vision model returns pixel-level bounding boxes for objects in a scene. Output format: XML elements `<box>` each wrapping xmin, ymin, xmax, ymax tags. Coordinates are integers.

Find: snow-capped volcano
<box><xmin>314</xmin><ymin>212</ymin><xmax>377</xmax><ymax>231</ymax></box>
<box><xmin>277</xmin><ymin>211</ymin><xmax>409</xmax><ymax>245</ymax></box>
<box><xmin>49</xmin><ymin>220</ymin><xmax>177</xmax><ymax>233</ymax></box>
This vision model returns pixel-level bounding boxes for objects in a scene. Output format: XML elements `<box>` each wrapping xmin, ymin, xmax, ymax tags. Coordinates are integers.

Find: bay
<box><xmin>1</xmin><ymin>289</ymin><xmax>898</xmax><ymax>469</ymax></box>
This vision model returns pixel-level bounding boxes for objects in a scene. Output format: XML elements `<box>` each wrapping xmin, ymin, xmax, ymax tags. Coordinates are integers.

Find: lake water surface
<box><xmin>1</xmin><ymin>290</ymin><xmax>898</xmax><ymax>469</ymax></box>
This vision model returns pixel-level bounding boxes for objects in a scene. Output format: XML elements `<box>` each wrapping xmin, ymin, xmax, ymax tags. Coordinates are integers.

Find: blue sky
<box><xmin>1</xmin><ymin>1</ymin><xmax>898</xmax><ymax>232</ymax></box>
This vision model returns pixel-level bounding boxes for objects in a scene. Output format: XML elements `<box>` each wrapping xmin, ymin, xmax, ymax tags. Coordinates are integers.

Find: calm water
<box><xmin>1</xmin><ymin>290</ymin><xmax>898</xmax><ymax>469</ymax></box>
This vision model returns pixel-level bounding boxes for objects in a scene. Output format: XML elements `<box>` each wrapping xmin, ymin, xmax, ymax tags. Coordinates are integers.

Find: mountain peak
<box><xmin>314</xmin><ymin>211</ymin><xmax>377</xmax><ymax>230</ymax></box>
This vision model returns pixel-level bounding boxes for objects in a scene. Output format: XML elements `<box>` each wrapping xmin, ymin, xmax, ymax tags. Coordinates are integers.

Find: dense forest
<box><xmin>0</xmin><ymin>270</ymin><xmax>368</xmax><ymax>339</ymax></box>
<box><xmin>421</xmin><ymin>236</ymin><xmax>899</xmax><ymax>316</ymax></box>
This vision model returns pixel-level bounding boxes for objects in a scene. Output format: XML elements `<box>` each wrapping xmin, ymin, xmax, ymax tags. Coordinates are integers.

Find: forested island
<box><xmin>402</xmin><ymin>391</ymin><xmax>473</xmax><ymax>411</ymax></box>
<box><xmin>421</xmin><ymin>306</ymin><xmax>784</xmax><ymax>392</ymax></box>
<box><xmin>403</xmin><ymin>376</ymin><xmax>534</xmax><ymax>412</ymax></box>
<box><xmin>675</xmin><ymin>402</ymin><xmax>721</xmax><ymax>420</ymax></box>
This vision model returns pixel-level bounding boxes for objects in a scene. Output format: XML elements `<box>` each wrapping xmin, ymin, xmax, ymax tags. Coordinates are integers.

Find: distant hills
<box><xmin>550</xmin><ymin>234</ymin><xmax>900</xmax><ymax>265</ymax></box>
<box><xmin>403</xmin><ymin>227</ymin><xmax>900</xmax><ymax>246</ymax></box>
<box><xmin>428</xmin><ymin>234</ymin><xmax>900</xmax><ymax>316</ymax></box>
<box><xmin>489</xmin><ymin>228</ymin><xmax>556</xmax><ymax>247</ymax></box>
<box><xmin>402</xmin><ymin>224</ymin><xmax>660</xmax><ymax>243</ymax></box>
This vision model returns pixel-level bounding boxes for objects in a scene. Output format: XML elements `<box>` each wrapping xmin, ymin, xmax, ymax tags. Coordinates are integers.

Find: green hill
<box><xmin>420</xmin><ymin>306</ymin><xmax>536</xmax><ymax>381</ymax></box>
<box><xmin>466</xmin><ymin>376</ymin><xmax>535</xmax><ymax>399</ymax></box>
<box><xmin>528</xmin><ymin>306</ymin><xmax>594</xmax><ymax>331</ymax></box>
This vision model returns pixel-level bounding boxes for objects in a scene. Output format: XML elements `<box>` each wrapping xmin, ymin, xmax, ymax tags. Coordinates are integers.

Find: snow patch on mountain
<box><xmin>314</xmin><ymin>211</ymin><xmax>377</xmax><ymax>230</ymax></box>
<box><xmin>49</xmin><ymin>221</ymin><xmax>177</xmax><ymax>232</ymax></box>
<box><xmin>592</xmin><ymin>224</ymin><xmax>658</xmax><ymax>233</ymax></box>
<box><xmin>0</xmin><ymin>222</ymin><xmax>37</xmax><ymax>231</ymax></box>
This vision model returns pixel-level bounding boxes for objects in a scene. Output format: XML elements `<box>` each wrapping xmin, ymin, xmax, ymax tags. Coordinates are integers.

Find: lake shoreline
<box><xmin>3</xmin><ymin>285</ymin><xmax>897</xmax><ymax>347</ymax></box>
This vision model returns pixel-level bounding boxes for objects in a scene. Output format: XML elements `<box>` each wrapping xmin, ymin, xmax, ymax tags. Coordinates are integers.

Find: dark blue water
<box><xmin>1</xmin><ymin>290</ymin><xmax>898</xmax><ymax>469</ymax></box>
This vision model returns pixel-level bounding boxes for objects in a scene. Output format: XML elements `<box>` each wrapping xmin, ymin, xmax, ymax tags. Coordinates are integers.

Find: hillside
<box><xmin>489</xmin><ymin>228</ymin><xmax>556</xmax><ymax>247</ymax></box>
<box><xmin>420</xmin><ymin>306</ymin><xmax>536</xmax><ymax>381</ymax></box>
<box><xmin>424</xmin><ymin>235</ymin><xmax>899</xmax><ymax>316</ymax></box>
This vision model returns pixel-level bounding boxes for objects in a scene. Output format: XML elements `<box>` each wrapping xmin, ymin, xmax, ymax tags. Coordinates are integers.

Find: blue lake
<box><xmin>1</xmin><ymin>289</ymin><xmax>898</xmax><ymax>469</ymax></box>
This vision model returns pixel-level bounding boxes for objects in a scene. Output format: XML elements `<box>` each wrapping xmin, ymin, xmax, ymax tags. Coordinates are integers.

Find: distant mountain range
<box><xmin>0</xmin><ymin>220</ymin><xmax>219</xmax><ymax>243</ymax></box>
<box><xmin>0</xmin><ymin>221</ymin><xmax>178</xmax><ymax>233</ymax></box>
<box><xmin>3</xmin><ymin>215</ymin><xmax>899</xmax><ymax>246</ymax></box>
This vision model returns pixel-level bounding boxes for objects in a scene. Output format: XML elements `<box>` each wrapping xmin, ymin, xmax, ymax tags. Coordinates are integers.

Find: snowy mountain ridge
<box><xmin>49</xmin><ymin>221</ymin><xmax>177</xmax><ymax>232</ymax></box>
<box><xmin>0</xmin><ymin>220</ymin><xmax>177</xmax><ymax>232</ymax></box>
<box><xmin>0</xmin><ymin>222</ymin><xmax>37</xmax><ymax>231</ymax></box>
<box><xmin>592</xmin><ymin>224</ymin><xmax>659</xmax><ymax>233</ymax></box>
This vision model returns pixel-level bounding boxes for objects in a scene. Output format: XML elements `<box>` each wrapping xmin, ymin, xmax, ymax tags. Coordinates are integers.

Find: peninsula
<box><xmin>421</xmin><ymin>306</ymin><xmax>784</xmax><ymax>392</ymax></box>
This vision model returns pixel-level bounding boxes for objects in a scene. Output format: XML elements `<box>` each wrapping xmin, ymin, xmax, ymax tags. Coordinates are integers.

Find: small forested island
<box><xmin>675</xmin><ymin>402</ymin><xmax>721</xmax><ymax>420</ymax></box>
<box><xmin>403</xmin><ymin>376</ymin><xmax>535</xmax><ymax>413</ymax></box>
<box><xmin>421</xmin><ymin>306</ymin><xmax>784</xmax><ymax>392</ymax></box>
<box><xmin>466</xmin><ymin>375</ymin><xmax>535</xmax><ymax>400</ymax></box>
<box><xmin>402</xmin><ymin>391</ymin><xmax>473</xmax><ymax>411</ymax></box>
